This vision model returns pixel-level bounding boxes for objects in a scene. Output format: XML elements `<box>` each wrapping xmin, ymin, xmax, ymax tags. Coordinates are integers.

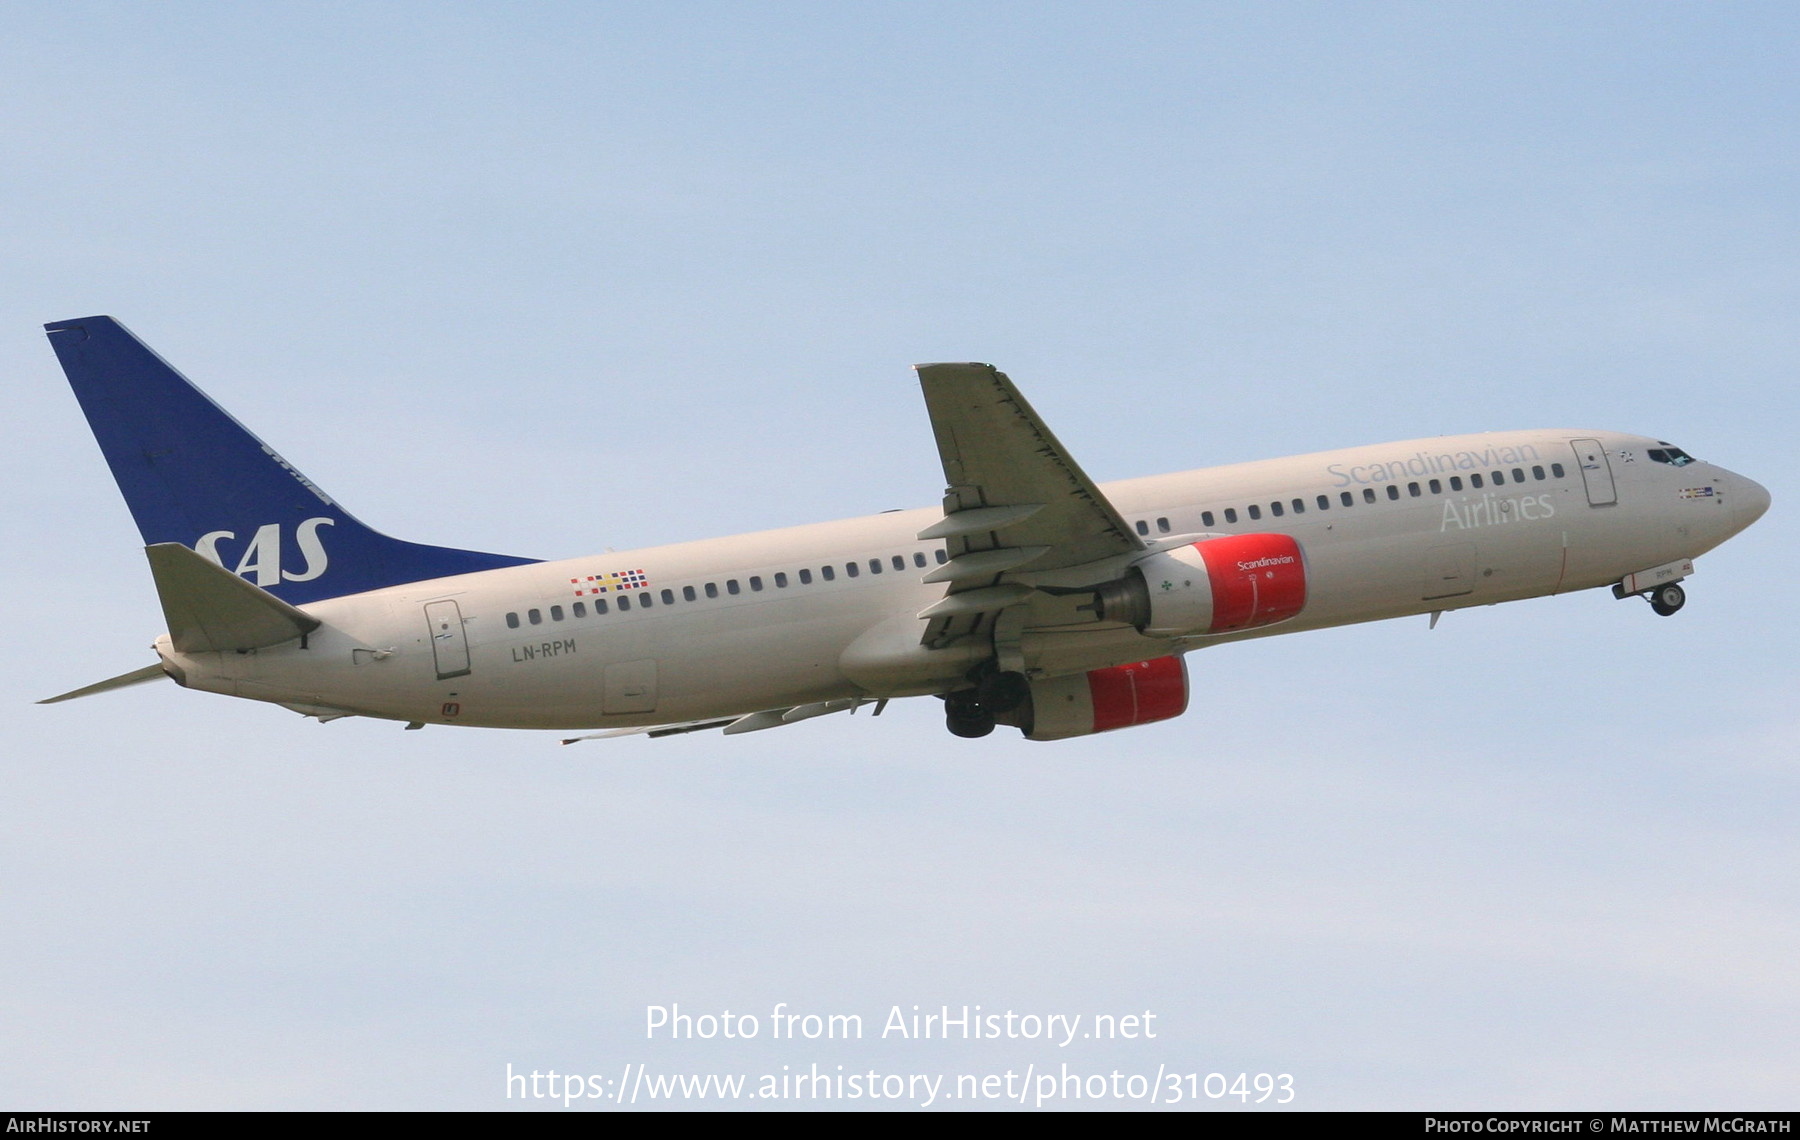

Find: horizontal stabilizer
<box><xmin>38</xmin><ymin>662</ymin><xmax>168</xmax><ymax>704</ymax></box>
<box><xmin>147</xmin><ymin>542</ymin><xmax>322</xmax><ymax>653</ymax></box>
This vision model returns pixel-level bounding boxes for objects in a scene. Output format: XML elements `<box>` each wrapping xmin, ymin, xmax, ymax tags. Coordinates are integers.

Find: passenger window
<box><xmin>1248</xmin><ymin>504</ymin><xmax>1262</xmax><ymax>520</ymax></box>
<box><xmin>1157</xmin><ymin>517</ymin><xmax>1170</xmax><ymax>533</ymax></box>
<box><xmin>934</xmin><ymin>549</ymin><xmax>948</xmax><ymax>564</ymax></box>
<box><xmin>1341</xmin><ymin>491</ymin><xmax>1354</xmax><ymax>507</ymax></box>
<box><xmin>594</xmin><ymin>598</ymin><xmax>608</xmax><ymax>614</ymax></box>
<box><xmin>528</xmin><ymin>609</ymin><xmax>542</xmax><ymax>625</ymax></box>
<box><xmin>1408</xmin><ymin>482</ymin><xmax>1421</xmax><ymax>498</ymax></box>
<box><xmin>1552</xmin><ymin>462</ymin><xmax>1566</xmax><ymax>478</ymax></box>
<box><xmin>1386</xmin><ymin>485</ymin><xmax>1400</xmax><ymax>500</ymax></box>
<box><xmin>892</xmin><ymin>555</ymin><xmax>905</xmax><ymax>571</ymax></box>
<box><xmin>750</xmin><ymin>576</ymin><xmax>764</xmax><ymax>591</ymax></box>
<box><xmin>913</xmin><ymin>552</ymin><xmax>927</xmax><ymax>568</ymax></box>
<box><xmin>574</xmin><ymin>601</ymin><xmax>587</xmax><ymax>618</ymax></box>
<box><xmin>617</xmin><ymin>595</ymin><xmax>631</xmax><ymax>611</ymax></box>
<box><xmin>639</xmin><ymin>592</ymin><xmax>652</xmax><ymax>608</ymax></box>
<box><xmin>1224</xmin><ymin>508</ymin><xmax>1238</xmax><ymax>524</ymax></box>
<box><xmin>705</xmin><ymin>582</ymin><xmax>719</xmax><ymax>599</ymax></box>
<box><xmin>683</xmin><ymin>585</ymin><xmax>696</xmax><ymax>602</ymax></box>
<box><xmin>845</xmin><ymin>562</ymin><xmax>859</xmax><ymax>578</ymax></box>
<box><xmin>1471</xmin><ymin>474</ymin><xmax>1484</xmax><ymax>489</ymax></box>
<box><xmin>799</xmin><ymin>569</ymin><xmax>813</xmax><ymax>585</ymax></box>
<box><xmin>1512</xmin><ymin>468</ymin><xmax>1525</xmax><ymax>482</ymax></box>
<box><xmin>1450</xmin><ymin>476</ymin><xmax>1463</xmax><ymax>491</ymax></box>
<box><xmin>550</xmin><ymin>605</ymin><xmax>564</xmax><ymax>621</ymax></box>
<box><xmin>506</xmin><ymin>612</ymin><xmax>519</xmax><ymax>629</ymax></box>
<box><xmin>775</xmin><ymin>573</ymin><xmax>788</xmax><ymax>588</ymax></box>
<box><xmin>1363</xmin><ymin>488</ymin><xmax>1377</xmax><ymax>504</ymax></box>
<box><xmin>1532</xmin><ymin>465</ymin><xmax>1545</xmax><ymax>480</ymax></box>
<box><xmin>727</xmin><ymin>579</ymin><xmax>741</xmax><ymax>594</ymax></box>
<box><xmin>1135</xmin><ymin>520</ymin><xmax>1149</xmax><ymax>536</ymax></box>
<box><xmin>1202</xmin><ymin>510</ymin><xmax>1215</xmax><ymax>527</ymax></box>
<box><xmin>1269</xmin><ymin>501</ymin><xmax>1284</xmax><ymax>517</ymax></box>
<box><xmin>822</xmin><ymin>565</ymin><xmax>836</xmax><ymax>581</ymax></box>
<box><xmin>868</xmin><ymin>559</ymin><xmax>881</xmax><ymax>574</ymax></box>
<box><xmin>661</xmin><ymin>589</ymin><xmax>675</xmax><ymax>605</ymax></box>
<box><xmin>1316</xmin><ymin>495</ymin><xmax>1329</xmax><ymax>511</ymax></box>
<box><xmin>1491</xmin><ymin>470</ymin><xmax>1505</xmax><ymax>485</ymax></box>
<box><xmin>1429</xmin><ymin>479</ymin><xmax>1442</xmax><ymax>494</ymax></box>
<box><xmin>1291</xmin><ymin>499</ymin><xmax>1305</xmax><ymax>514</ymax></box>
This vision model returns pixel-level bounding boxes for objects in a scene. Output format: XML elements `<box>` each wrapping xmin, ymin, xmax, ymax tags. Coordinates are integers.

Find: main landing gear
<box><xmin>944</xmin><ymin>691</ymin><xmax>995</xmax><ymax>738</ymax></box>
<box><xmin>942</xmin><ymin>668</ymin><xmax>1031</xmax><ymax>739</ymax></box>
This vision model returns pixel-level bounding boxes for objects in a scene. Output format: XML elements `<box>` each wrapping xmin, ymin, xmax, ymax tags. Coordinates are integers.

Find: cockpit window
<box><xmin>1649</xmin><ymin>443</ymin><xmax>1696</xmax><ymax>467</ymax></box>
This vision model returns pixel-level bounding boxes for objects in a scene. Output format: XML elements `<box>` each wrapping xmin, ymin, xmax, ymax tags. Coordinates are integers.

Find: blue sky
<box><xmin>3</xmin><ymin>1</ymin><xmax>1795</xmax><ymax>1110</ymax></box>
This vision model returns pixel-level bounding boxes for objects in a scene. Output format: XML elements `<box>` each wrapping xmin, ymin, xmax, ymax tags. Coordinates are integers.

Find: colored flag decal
<box><xmin>571</xmin><ymin>569</ymin><xmax>651</xmax><ymax>595</ymax></box>
<box><xmin>1678</xmin><ymin>487</ymin><xmax>1715</xmax><ymax>499</ymax></box>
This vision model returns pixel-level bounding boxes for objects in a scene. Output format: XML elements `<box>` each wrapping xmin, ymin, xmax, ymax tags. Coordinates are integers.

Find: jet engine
<box><xmin>996</xmin><ymin>656</ymin><xmax>1189</xmax><ymax>741</ymax></box>
<box><xmin>1089</xmin><ymin>533</ymin><xmax>1307</xmax><ymax>637</ymax></box>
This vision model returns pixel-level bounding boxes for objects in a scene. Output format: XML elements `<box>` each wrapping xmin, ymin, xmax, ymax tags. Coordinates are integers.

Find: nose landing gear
<box><xmin>1613</xmin><ymin>560</ymin><xmax>1695</xmax><ymax>617</ymax></box>
<box><xmin>1648</xmin><ymin>582</ymin><xmax>1686</xmax><ymax>617</ymax></box>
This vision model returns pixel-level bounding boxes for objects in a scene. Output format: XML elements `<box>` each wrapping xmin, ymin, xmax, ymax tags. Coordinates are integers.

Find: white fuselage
<box><xmin>156</xmin><ymin>429</ymin><xmax>1765</xmax><ymax>730</ymax></box>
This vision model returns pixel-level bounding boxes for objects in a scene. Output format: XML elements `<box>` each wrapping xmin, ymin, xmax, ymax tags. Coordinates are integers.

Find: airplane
<box><xmin>39</xmin><ymin>315</ymin><xmax>1771</xmax><ymax>741</ymax></box>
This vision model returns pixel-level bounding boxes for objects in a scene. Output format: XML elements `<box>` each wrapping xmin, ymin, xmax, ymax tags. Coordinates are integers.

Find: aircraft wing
<box><xmin>560</xmin><ymin>699</ymin><xmax>881</xmax><ymax>744</ymax></box>
<box><xmin>914</xmin><ymin>363</ymin><xmax>1143</xmax><ymax>646</ymax></box>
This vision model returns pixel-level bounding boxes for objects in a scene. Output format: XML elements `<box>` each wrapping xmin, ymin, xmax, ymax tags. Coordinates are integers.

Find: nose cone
<box><xmin>1735</xmin><ymin>474</ymin><xmax>1771</xmax><ymax>531</ymax></box>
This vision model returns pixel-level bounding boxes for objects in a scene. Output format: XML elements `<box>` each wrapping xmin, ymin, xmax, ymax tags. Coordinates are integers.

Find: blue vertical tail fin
<box><xmin>45</xmin><ymin>316</ymin><xmax>539</xmax><ymax>605</ymax></box>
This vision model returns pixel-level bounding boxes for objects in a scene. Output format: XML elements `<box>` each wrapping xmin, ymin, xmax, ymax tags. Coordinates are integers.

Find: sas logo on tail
<box><xmin>195</xmin><ymin>517</ymin><xmax>335</xmax><ymax>586</ymax></box>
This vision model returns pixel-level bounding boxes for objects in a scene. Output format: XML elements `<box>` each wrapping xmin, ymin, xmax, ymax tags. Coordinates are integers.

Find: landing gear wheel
<box><xmin>944</xmin><ymin>690</ymin><xmax>997</xmax><ymax>738</ymax></box>
<box><xmin>1649</xmin><ymin>582</ymin><xmax>1686</xmax><ymax>617</ymax></box>
<box><xmin>947</xmin><ymin>710</ymin><xmax>996</xmax><ymax>738</ymax></box>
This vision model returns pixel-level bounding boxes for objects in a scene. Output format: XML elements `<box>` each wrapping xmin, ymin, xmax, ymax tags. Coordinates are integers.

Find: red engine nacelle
<box><xmin>1002</xmin><ymin>656</ymin><xmax>1190</xmax><ymax>741</ymax></box>
<box><xmin>1094</xmin><ymin>532</ymin><xmax>1308</xmax><ymax>637</ymax></box>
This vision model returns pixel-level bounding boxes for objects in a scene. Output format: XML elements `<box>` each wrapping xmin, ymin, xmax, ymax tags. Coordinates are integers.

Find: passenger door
<box><xmin>1571</xmin><ymin>439</ymin><xmax>1617</xmax><ymax>507</ymax></box>
<box><xmin>424</xmin><ymin>600</ymin><xmax>471</xmax><ymax>680</ymax></box>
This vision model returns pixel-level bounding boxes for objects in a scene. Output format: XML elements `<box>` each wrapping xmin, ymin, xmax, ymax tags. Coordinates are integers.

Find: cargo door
<box><xmin>603</xmin><ymin>658</ymin><xmax>658</xmax><ymax>714</ymax></box>
<box><xmin>1423</xmin><ymin>542</ymin><xmax>1478</xmax><ymax>600</ymax></box>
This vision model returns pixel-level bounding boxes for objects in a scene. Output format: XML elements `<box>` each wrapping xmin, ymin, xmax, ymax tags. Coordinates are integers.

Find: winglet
<box><xmin>146</xmin><ymin>542</ymin><xmax>322</xmax><ymax>653</ymax></box>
